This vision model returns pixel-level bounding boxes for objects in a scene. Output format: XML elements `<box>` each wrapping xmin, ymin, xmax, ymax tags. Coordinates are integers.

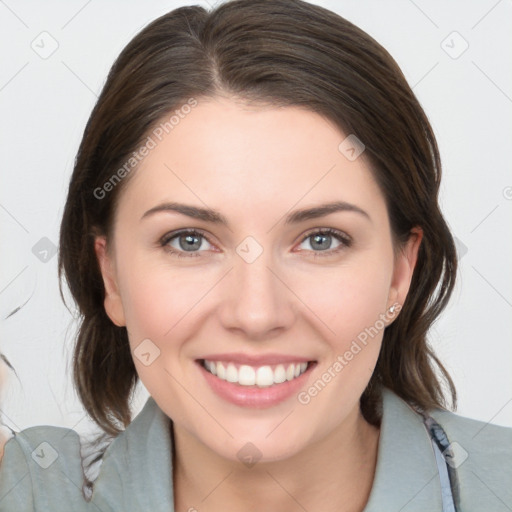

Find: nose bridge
<box><xmin>219</xmin><ymin>235</ymin><xmax>295</xmax><ymax>336</ymax></box>
<box><xmin>235</xmin><ymin>236</ymin><xmax>281</xmax><ymax>308</ymax></box>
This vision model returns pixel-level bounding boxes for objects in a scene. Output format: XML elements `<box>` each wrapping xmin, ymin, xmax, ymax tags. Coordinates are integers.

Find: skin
<box><xmin>95</xmin><ymin>95</ymin><xmax>422</xmax><ymax>512</ymax></box>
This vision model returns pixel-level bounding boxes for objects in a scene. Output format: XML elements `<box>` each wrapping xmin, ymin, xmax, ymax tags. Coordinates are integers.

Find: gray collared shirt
<box><xmin>1</xmin><ymin>387</ymin><xmax>511</xmax><ymax>511</ymax></box>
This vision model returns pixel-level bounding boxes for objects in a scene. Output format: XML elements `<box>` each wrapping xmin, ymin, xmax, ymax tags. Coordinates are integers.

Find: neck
<box><xmin>171</xmin><ymin>407</ymin><xmax>380</xmax><ymax>512</ymax></box>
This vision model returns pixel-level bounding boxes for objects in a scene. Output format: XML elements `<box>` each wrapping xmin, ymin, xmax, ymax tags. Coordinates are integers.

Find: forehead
<box><xmin>116</xmin><ymin>97</ymin><xmax>386</xmax><ymax>225</ymax></box>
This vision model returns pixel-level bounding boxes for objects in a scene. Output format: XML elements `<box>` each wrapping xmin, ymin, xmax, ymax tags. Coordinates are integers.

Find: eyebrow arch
<box><xmin>140</xmin><ymin>200</ymin><xmax>371</xmax><ymax>226</ymax></box>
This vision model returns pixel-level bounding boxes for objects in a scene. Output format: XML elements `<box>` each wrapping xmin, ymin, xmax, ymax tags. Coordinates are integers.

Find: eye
<box><xmin>160</xmin><ymin>229</ymin><xmax>214</xmax><ymax>258</ymax></box>
<box><xmin>159</xmin><ymin>227</ymin><xmax>352</xmax><ymax>259</ymax></box>
<box><xmin>296</xmin><ymin>228</ymin><xmax>352</xmax><ymax>257</ymax></box>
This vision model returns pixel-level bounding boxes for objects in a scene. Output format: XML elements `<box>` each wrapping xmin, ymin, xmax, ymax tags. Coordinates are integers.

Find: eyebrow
<box><xmin>140</xmin><ymin>200</ymin><xmax>371</xmax><ymax>226</ymax></box>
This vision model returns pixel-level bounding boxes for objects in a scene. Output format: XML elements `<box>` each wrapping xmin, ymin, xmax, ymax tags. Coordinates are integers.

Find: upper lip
<box><xmin>198</xmin><ymin>353</ymin><xmax>315</xmax><ymax>366</ymax></box>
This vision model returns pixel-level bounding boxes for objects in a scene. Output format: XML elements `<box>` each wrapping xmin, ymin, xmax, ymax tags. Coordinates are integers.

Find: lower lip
<box><xmin>197</xmin><ymin>360</ymin><xmax>317</xmax><ymax>408</ymax></box>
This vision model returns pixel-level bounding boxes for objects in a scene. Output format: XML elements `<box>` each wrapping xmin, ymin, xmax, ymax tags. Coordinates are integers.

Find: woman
<box><xmin>0</xmin><ymin>1</ymin><xmax>510</xmax><ymax>511</ymax></box>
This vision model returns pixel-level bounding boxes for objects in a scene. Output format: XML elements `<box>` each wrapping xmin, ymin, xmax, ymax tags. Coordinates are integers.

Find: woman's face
<box><xmin>95</xmin><ymin>96</ymin><xmax>421</xmax><ymax>462</ymax></box>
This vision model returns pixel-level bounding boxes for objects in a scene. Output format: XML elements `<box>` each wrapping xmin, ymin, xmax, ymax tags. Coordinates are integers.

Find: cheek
<box><xmin>116</xmin><ymin>226</ymin><xmax>394</xmax><ymax>345</ymax></box>
<box><xmin>120</xmin><ymin>265</ymin><xmax>203</xmax><ymax>343</ymax></box>
<box><xmin>293</xmin><ymin>261</ymin><xmax>392</xmax><ymax>421</ymax></box>
<box><xmin>297</xmin><ymin>257</ymin><xmax>393</xmax><ymax>344</ymax></box>
<box><xmin>119</xmin><ymin>251</ymin><xmax>393</xmax><ymax>343</ymax></box>
<box><xmin>117</xmin><ymin>261</ymin><xmax>208</xmax><ymax>409</ymax></box>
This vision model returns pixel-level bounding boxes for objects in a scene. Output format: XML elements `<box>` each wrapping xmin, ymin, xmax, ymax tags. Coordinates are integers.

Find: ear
<box><xmin>387</xmin><ymin>227</ymin><xmax>423</xmax><ymax>312</ymax></box>
<box><xmin>94</xmin><ymin>236</ymin><xmax>126</xmax><ymax>327</ymax></box>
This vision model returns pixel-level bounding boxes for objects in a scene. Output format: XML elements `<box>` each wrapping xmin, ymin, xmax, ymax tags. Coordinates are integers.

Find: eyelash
<box><xmin>159</xmin><ymin>228</ymin><xmax>352</xmax><ymax>259</ymax></box>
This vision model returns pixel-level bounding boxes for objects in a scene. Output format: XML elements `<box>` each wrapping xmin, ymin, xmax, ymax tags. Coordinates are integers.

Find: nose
<box><xmin>217</xmin><ymin>246</ymin><xmax>296</xmax><ymax>340</ymax></box>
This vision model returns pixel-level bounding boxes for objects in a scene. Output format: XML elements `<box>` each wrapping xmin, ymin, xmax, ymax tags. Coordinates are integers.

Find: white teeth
<box><xmin>255</xmin><ymin>366</ymin><xmax>273</xmax><ymax>387</ymax></box>
<box><xmin>216</xmin><ymin>362</ymin><xmax>226</xmax><ymax>380</ymax></box>
<box><xmin>202</xmin><ymin>360</ymin><xmax>310</xmax><ymax>387</ymax></box>
<box><xmin>239</xmin><ymin>365</ymin><xmax>256</xmax><ymax>385</ymax></box>
<box><xmin>273</xmin><ymin>364</ymin><xmax>287</xmax><ymax>384</ymax></box>
<box><xmin>226</xmin><ymin>363</ymin><xmax>238</xmax><ymax>383</ymax></box>
<box><xmin>205</xmin><ymin>360</ymin><xmax>217</xmax><ymax>375</ymax></box>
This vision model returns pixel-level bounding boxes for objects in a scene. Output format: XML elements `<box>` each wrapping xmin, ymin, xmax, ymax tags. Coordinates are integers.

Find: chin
<box><xmin>203</xmin><ymin>424</ymin><xmax>308</xmax><ymax>466</ymax></box>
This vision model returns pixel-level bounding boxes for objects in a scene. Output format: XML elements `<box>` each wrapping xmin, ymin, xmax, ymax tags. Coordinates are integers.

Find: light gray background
<box><xmin>1</xmin><ymin>0</ymin><xmax>511</xmax><ymax>440</ymax></box>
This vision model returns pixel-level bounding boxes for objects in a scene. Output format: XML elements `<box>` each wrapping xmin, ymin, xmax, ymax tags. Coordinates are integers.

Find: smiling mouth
<box><xmin>198</xmin><ymin>359</ymin><xmax>316</xmax><ymax>388</ymax></box>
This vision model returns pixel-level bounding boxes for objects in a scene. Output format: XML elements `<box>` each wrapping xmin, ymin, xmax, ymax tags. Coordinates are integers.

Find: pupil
<box><xmin>312</xmin><ymin>234</ymin><xmax>330</xmax><ymax>251</ymax></box>
<box><xmin>181</xmin><ymin>234</ymin><xmax>201</xmax><ymax>251</ymax></box>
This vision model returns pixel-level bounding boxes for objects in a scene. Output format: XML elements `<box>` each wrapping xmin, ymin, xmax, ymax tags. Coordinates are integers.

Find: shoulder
<box><xmin>429</xmin><ymin>406</ymin><xmax>512</xmax><ymax>511</ymax></box>
<box><xmin>429</xmin><ymin>406</ymin><xmax>512</xmax><ymax>461</ymax></box>
<box><xmin>374</xmin><ymin>388</ymin><xmax>512</xmax><ymax>511</ymax></box>
<box><xmin>0</xmin><ymin>424</ymin><xmax>89</xmax><ymax>511</ymax></box>
<box><xmin>89</xmin><ymin>396</ymin><xmax>174</xmax><ymax>511</ymax></box>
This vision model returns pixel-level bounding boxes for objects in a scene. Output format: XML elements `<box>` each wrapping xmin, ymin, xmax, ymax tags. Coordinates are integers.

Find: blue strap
<box><xmin>422</xmin><ymin>414</ymin><xmax>461</xmax><ymax>512</ymax></box>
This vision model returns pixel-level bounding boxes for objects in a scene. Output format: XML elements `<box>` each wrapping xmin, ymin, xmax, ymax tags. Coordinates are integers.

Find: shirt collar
<box><xmin>363</xmin><ymin>387</ymin><xmax>443</xmax><ymax>510</ymax></box>
<box><xmin>91</xmin><ymin>396</ymin><xmax>174</xmax><ymax>510</ymax></box>
<box><xmin>92</xmin><ymin>387</ymin><xmax>442</xmax><ymax>510</ymax></box>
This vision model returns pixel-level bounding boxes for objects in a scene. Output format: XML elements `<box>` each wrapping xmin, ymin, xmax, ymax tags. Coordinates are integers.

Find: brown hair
<box><xmin>59</xmin><ymin>0</ymin><xmax>457</xmax><ymax>437</ymax></box>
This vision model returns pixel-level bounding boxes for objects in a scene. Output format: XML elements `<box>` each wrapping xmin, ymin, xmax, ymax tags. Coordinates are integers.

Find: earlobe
<box><xmin>94</xmin><ymin>236</ymin><xmax>126</xmax><ymax>327</ymax></box>
<box><xmin>388</xmin><ymin>227</ymin><xmax>423</xmax><ymax>312</ymax></box>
